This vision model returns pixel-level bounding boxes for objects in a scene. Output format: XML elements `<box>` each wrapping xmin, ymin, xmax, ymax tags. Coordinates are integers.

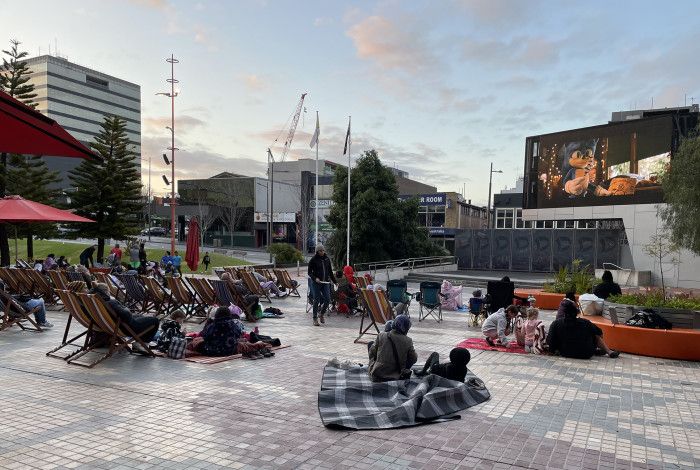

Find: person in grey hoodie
<box><xmin>481</xmin><ymin>305</ymin><xmax>519</xmax><ymax>347</ymax></box>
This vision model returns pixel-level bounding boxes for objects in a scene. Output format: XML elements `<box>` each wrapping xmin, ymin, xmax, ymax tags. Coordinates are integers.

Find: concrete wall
<box><xmin>523</xmin><ymin>203</ymin><xmax>700</xmax><ymax>289</ymax></box>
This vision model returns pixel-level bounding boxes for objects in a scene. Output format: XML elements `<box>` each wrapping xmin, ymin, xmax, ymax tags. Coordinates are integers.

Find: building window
<box><xmin>85</xmin><ymin>75</ymin><xmax>109</xmax><ymax>88</ymax></box>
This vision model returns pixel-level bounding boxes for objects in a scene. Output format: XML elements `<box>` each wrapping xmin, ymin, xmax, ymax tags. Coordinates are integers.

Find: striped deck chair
<box><xmin>25</xmin><ymin>270</ymin><xmax>58</xmax><ymax>304</ymax></box>
<box><xmin>66</xmin><ymin>271</ymin><xmax>86</xmax><ymax>283</ymax></box>
<box><xmin>354</xmin><ymin>288</ymin><xmax>395</xmax><ymax>343</ymax></box>
<box><xmin>16</xmin><ymin>259</ymin><xmax>32</xmax><ymax>269</ymax></box>
<box><xmin>274</xmin><ymin>269</ymin><xmax>301</xmax><ymax>297</ymax></box>
<box><xmin>167</xmin><ymin>276</ymin><xmax>207</xmax><ymax>321</ymax></box>
<box><xmin>10</xmin><ymin>268</ymin><xmax>34</xmax><ymax>296</ymax></box>
<box><xmin>71</xmin><ymin>292</ymin><xmax>155</xmax><ymax>367</ymax></box>
<box><xmin>117</xmin><ymin>274</ymin><xmax>149</xmax><ymax>311</ymax></box>
<box><xmin>47</xmin><ymin>290</ymin><xmax>101</xmax><ymax>360</ymax></box>
<box><xmin>255</xmin><ymin>267</ymin><xmax>275</xmax><ymax>283</ymax></box>
<box><xmin>239</xmin><ymin>270</ymin><xmax>272</xmax><ymax>303</ymax></box>
<box><xmin>93</xmin><ymin>272</ymin><xmax>125</xmax><ymax>302</ymax></box>
<box><xmin>141</xmin><ymin>276</ymin><xmax>173</xmax><ymax>317</ymax></box>
<box><xmin>225</xmin><ymin>266</ymin><xmax>242</xmax><ymax>280</ymax></box>
<box><xmin>0</xmin><ymin>290</ymin><xmax>42</xmax><ymax>332</ymax></box>
<box><xmin>210</xmin><ymin>279</ymin><xmax>256</xmax><ymax>319</ymax></box>
<box><xmin>213</xmin><ymin>267</ymin><xmax>226</xmax><ymax>279</ymax></box>
<box><xmin>354</xmin><ymin>275</ymin><xmax>368</xmax><ymax>289</ymax></box>
<box><xmin>48</xmin><ymin>270</ymin><xmax>69</xmax><ymax>290</ymax></box>
<box><xmin>0</xmin><ymin>267</ymin><xmax>22</xmax><ymax>294</ymax></box>
<box><xmin>188</xmin><ymin>278</ymin><xmax>217</xmax><ymax>308</ymax></box>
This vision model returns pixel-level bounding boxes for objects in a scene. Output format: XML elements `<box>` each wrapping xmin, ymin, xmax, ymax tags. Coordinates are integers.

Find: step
<box><xmin>403</xmin><ymin>272</ymin><xmax>545</xmax><ymax>289</ymax></box>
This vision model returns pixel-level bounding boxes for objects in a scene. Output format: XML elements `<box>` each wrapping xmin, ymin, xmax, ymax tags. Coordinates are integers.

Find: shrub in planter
<box><xmin>543</xmin><ymin>259</ymin><xmax>595</xmax><ymax>294</ymax></box>
<box><xmin>267</xmin><ymin>243</ymin><xmax>303</xmax><ymax>265</ymax></box>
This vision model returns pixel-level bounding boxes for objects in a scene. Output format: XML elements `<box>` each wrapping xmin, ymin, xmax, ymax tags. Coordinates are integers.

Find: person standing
<box><xmin>79</xmin><ymin>245</ymin><xmax>96</xmax><ymax>269</ymax></box>
<box><xmin>110</xmin><ymin>244</ymin><xmax>123</xmax><ymax>263</ymax></box>
<box><xmin>307</xmin><ymin>244</ymin><xmax>337</xmax><ymax>326</ymax></box>
<box><xmin>138</xmin><ymin>243</ymin><xmax>148</xmax><ymax>268</ymax></box>
<box><xmin>129</xmin><ymin>243</ymin><xmax>140</xmax><ymax>269</ymax></box>
<box><xmin>172</xmin><ymin>250</ymin><xmax>183</xmax><ymax>276</ymax></box>
<box><xmin>202</xmin><ymin>252</ymin><xmax>211</xmax><ymax>273</ymax></box>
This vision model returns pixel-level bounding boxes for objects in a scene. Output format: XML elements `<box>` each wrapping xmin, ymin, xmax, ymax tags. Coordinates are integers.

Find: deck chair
<box><xmin>188</xmin><ymin>277</ymin><xmax>218</xmax><ymax>308</ymax></box>
<box><xmin>224</xmin><ymin>266</ymin><xmax>241</xmax><ymax>280</ymax></box>
<box><xmin>0</xmin><ymin>290</ymin><xmax>42</xmax><ymax>332</ymax></box>
<box><xmin>66</xmin><ymin>271</ymin><xmax>87</xmax><ymax>283</ymax></box>
<box><xmin>418</xmin><ymin>281</ymin><xmax>444</xmax><ymax>323</ymax></box>
<box><xmin>0</xmin><ymin>267</ymin><xmax>23</xmax><ymax>294</ymax></box>
<box><xmin>9</xmin><ymin>268</ymin><xmax>34</xmax><ymax>296</ymax></box>
<box><xmin>355</xmin><ymin>288</ymin><xmax>394</xmax><ymax>343</ymax></box>
<box><xmin>16</xmin><ymin>259</ymin><xmax>32</xmax><ymax>269</ymax></box>
<box><xmin>274</xmin><ymin>269</ymin><xmax>301</xmax><ymax>297</ymax></box>
<box><xmin>255</xmin><ymin>267</ymin><xmax>275</xmax><ymax>283</ymax></box>
<box><xmin>48</xmin><ymin>270</ymin><xmax>69</xmax><ymax>290</ymax></box>
<box><xmin>94</xmin><ymin>272</ymin><xmax>127</xmax><ymax>302</ymax></box>
<box><xmin>69</xmin><ymin>292</ymin><xmax>155</xmax><ymax>367</ymax></box>
<box><xmin>47</xmin><ymin>290</ymin><xmax>101</xmax><ymax>360</ymax></box>
<box><xmin>25</xmin><ymin>270</ymin><xmax>58</xmax><ymax>304</ymax></box>
<box><xmin>386</xmin><ymin>279</ymin><xmax>413</xmax><ymax>316</ymax></box>
<box><xmin>210</xmin><ymin>279</ymin><xmax>257</xmax><ymax>318</ymax></box>
<box><xmin>167</xmin><ymin>276</ymin><xmax>207</xmax><ymax>321</ymax></box>
<box><xmin>141</xmin><ymin>276</ymin><xmax>173</xmax><ymax>317</ymax></box>
<box><xmin>239</xmin><ymin>270</ymin><xmax>272</xmax><ymax>303</ymax></box>
<box><xmin>117</xmin><ymin>274</ymin><xmax>149</xmax><ymax>311</ymax></box>
<box><xmin>353</xmin><ymin>275</ymin><xmax>368</xmax><ymax>289</ymax></box>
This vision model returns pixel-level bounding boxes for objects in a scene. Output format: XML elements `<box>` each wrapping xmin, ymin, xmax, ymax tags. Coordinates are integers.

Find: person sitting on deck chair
<box><xmin>91</xmin><ymin>283</ymin><xmax>160</xmax><ymax>344</ymax></box>
<box><xmin>1</xmin><ymin>280</ymin><xmax>54</xmax><ymax>328</ymax></box>
<box><xmin>367</xmin><ymin>314</ymin><xmax>417</xmax><ymax>382</ymax></box>
<box><xmin>252</xmin><ymin>271</ymin><xmax>286</xmax><ymax>297</ymax></box>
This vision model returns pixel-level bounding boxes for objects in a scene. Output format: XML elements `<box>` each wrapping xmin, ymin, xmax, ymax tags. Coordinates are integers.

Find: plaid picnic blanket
<box><xmin>318</xmin><ymin>365</ymin><xmax>490</xmax><ymax>430</ymax></box>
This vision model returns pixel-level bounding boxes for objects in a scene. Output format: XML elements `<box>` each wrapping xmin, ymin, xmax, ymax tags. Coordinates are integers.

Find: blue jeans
<box><xmin>25</xmin><ymin>298</ymin><xmax>47</xmax><ymax>323</ymax></box>
<box><xmin>311</xmin><ymin>281</ymin><xmax>330</xmax><ymax>319</ymax></box>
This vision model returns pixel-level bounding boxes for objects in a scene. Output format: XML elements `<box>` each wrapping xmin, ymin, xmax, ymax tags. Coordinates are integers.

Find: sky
<box><xmin>4</xmin><ymin>0</ymin><xmax>700</xmax><ymax>204</ymax></box>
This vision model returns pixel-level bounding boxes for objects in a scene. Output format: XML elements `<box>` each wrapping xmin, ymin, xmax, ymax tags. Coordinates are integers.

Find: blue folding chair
<box><xmin>386</xmin><ymin>279</ymin><xmax>413</xmax><ymax>316</ymax></box>
<box><xmin>418</xmin><ymin>281</ymin><xmax>444</xmax><ymax>323</ymax></box>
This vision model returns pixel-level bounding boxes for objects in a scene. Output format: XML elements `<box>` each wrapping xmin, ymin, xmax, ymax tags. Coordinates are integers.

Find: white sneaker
<box><xmin>38</xmin><ymin>321</ymin><xmax>54</xmax><ymax>328</ymax></box>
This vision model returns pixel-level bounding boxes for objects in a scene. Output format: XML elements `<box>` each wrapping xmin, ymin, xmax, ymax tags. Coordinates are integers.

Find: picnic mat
<box><xmin>318</xmin><ymin>365</ymin><xmax>490</xmax><ymax>430</ymax></box>
<box><xmin>456</xmin><ymin>337</ymin><xmax>527</xmax><ymax>354</ymax></box>
<box><xmin>154</xmin><ymin>345</ymin><xmax>290</xmax><ymax>364</ymax></box>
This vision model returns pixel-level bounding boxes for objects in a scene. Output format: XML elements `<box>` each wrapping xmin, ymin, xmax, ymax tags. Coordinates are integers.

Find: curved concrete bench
<box><xmin>585</xmin><ymin>315</ymin><xmax>700</xmax><ymax>361</ymax></box>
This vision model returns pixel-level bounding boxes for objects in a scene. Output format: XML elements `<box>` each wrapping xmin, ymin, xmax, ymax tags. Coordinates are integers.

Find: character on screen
<box><xmin>561</xmin><ymin>143</ymin><xmax>610</xmax><ymax>197</ymax></box>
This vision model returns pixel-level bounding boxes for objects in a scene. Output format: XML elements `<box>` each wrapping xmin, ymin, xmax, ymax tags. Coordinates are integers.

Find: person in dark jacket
<box><xmin>547</xmin><ymin>300</ymin><xmax>619</xmax><ymax>359</ymax></box>
<box><xmin>138</xmin><ymin>243</ymin><xmax>148</xmax><ymax>267</ymax></box>
<box><xmin>417</xmin><ymin>347</ymin><xmax>471</xmax><ymax>382</ymax></box>
<box><xmin>368</xmin><ymin>314</ymin><xmax>417</xmax><ymax>382</ymax></box>
<box><xmin>593</xmin><ymin>270</ymin><xmax>622</xmax><ymax>300</ymax></box>
<box><xmin>307</xmin><ymin>244</ymin><xmax>337</xmax><ymax>326</ymax></box>
<box><xmin>79</xmin><ymin>245</ymin><xmax>96</xmax><ymax>268</ymax></box>
<box><xmin>91</xmin><ymin>283</ymin><xmax>159</xmax><ymax>342</ymax></box>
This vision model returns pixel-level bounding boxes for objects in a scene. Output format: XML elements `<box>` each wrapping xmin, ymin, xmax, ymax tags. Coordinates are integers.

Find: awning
<box><xmin>0</xmin><ymin>89</ymin><xmax>95</xmax><ymax>159</ymax></box>
<box><xmin>0</xmin><ymin>195</ymin><xmax>94</xmax><ymax>223</ymax></box>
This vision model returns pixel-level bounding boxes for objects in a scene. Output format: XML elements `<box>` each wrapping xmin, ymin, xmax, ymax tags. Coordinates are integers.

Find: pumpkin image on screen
<box><xmin>607</xmin><ymin>176</ymin><xmax>636</xmax><ymax>195</ymax></box>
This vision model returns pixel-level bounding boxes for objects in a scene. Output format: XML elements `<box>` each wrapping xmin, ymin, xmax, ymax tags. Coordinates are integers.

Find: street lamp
<box><xmin>157</xmin><ymin>54</ymin><xmax>179</xmax><ymax>254</ymax></box>
<box><xmin>487</xmin><ymin>162</ymin><xmax>503</xmax><ymax>229</ymax></box>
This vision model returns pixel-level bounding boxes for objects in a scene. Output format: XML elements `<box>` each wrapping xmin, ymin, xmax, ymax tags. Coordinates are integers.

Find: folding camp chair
<box><xmin>47</xmin><ymin>290</ymin><xmax>101</xmax><ymax>360</ymax></box>
<box><xmin>418</xmin><ymin>281</ymin><xmax>444</xmax><ymax>323</ymax></box>
<box><xmin>274</xmin><ymin>269</ymin><xmax>301</xmax><ymax>297</ymax></box>
<box><xmin>141</xmin><ymin>276</ymin><xmax>173</xmax><ymax>317</ymax></box>
<box><xmin>386</xmin><ymin>279</ymin><xmax>413</xmax><ymax>316</ymax></box>
<box><xmin>239</xmin><ymin>270</ymin><xmax>272</xmax><ymax>303</ymax></box>
<box><xmin>167</xmin><ymin>276</ymin><xmax>207</xmax><ymax>321</ymax></box>
<box><xmin>0</xmin><ymin>290</ymin><xmax>42</xmax><ymax>332</ymax></box>
<box><xmin>355</xmin><ymin>288</ymin><xmax>395</xmax><ymax>343</ymax></box>
<box><xmin>68</xmin><ymin>292</ymin><xmax>155</xmax><ymax>367</ymax></box>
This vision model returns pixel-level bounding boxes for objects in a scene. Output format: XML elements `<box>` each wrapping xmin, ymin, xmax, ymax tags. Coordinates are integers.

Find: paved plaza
<box><xmin>1</xmin><ymin>278</ymin><xmax>699</xmax><ymax>470</ymax></box>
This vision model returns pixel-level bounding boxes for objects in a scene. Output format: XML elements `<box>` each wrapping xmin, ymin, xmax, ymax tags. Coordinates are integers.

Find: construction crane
<box><xmin>267</xmin><ymin>92</ymin><xmax>307</xmax><ymax>257</ymax></box>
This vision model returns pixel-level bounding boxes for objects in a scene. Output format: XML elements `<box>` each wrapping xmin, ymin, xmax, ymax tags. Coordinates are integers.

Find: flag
<box><xmin>309</xmin><ymin>112</ymin><xmax>319</xmax><ymax>148</ymax></box>
<box><xmin>343</xmin><ymin>119</ymin><xmax>351</xmax><ymax>155</ymax></box>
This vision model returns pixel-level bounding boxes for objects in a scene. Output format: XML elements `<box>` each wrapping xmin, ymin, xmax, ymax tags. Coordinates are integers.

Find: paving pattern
<box><xmin>0</xmin><ymin>279</ymin><xmax>698</xmax><ymax>470</ymax></box>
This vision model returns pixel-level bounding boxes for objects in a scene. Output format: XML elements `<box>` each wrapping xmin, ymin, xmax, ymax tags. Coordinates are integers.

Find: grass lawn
<box><xmin>9</xmin><ymin>239</ymin><xmax>249</xmax><ymax>273</ymax></box>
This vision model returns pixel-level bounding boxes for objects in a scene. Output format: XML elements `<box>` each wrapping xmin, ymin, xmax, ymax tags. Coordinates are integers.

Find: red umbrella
<box><xmin>185</xmin><ymin>217</ymin><xmax>201</xmax><ymax>272</ymax></box>
<box><xmin>0</xmin><ymin>90</ymin><xmax>95</xmax><ymax>158</ymax></box>
<box><xmin>0</xmin><ymin>195</ymin><xmax>95</xmax><ymax>223</ymax></box>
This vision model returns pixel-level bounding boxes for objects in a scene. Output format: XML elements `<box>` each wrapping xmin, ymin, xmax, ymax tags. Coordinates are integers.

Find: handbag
<box><xmin>167</xmin><ymin>337</ymin><xmax>187</xmax><ymax>359</ymax></box>
<box><xmin>387</xmin><ymin>335</ymin><xmax>412</xmax><ymax>380</ymax></box>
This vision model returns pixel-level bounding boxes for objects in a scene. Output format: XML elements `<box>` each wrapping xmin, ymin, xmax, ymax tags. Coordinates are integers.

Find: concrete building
<box><xmin>23</xmin><ymin>55</ymin><xmax>141</xmax><ymax>189</ymax></box>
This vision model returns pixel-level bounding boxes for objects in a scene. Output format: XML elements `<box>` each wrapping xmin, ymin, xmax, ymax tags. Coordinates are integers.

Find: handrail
<box><xmin>354</xmin><ymin>255</ymin><xmax>455</xmax><ymax>281</ymax></box>
<box><xmin>602</xmin><ymin>263</ymin><xmax>633</xmax><ymax>287</ymax></box>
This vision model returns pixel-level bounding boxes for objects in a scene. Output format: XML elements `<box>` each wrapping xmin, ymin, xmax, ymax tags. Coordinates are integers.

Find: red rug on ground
<box><xmin>456</xmin><ymin>337</ymin><xmax>528</xmax><ymax>354</ymax></box>
<box><xmin>154</xmin><ymin>345</ymin><xmax>291</xmax><ymax>364</ymax></box>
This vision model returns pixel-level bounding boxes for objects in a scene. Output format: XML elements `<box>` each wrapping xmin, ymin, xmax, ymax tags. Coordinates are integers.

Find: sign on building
<box><xmin>254</xmin><ymin>212</ymin><xmax>296</xmax><ymax>223</ymax></box>
<box><xmin>399</xmin><ymin>193</ymin><xmax>447</xmax><ymax>206</ymax></box>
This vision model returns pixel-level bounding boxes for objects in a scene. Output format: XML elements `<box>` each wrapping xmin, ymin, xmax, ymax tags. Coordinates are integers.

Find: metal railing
<box><xmin>602</xmin><ymin>262</ymin><xmax>633</xmax><ymax>287</ymax></box>
<box><xmin>354</xmin><ymin>255</ymin><xmax>455</xmax><ymax>281</ymax></box>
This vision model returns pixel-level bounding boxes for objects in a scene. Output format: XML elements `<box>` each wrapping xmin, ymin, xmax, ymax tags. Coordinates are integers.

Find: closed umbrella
<box><xmin>0</xmin><ymin>195</ymin><xmax>95</xmax><ymax>262</ymax></box>
<box><xmin>185</xmin><ymin>217</ymin><xmax>200</xmax><ymax>272</ymax></box>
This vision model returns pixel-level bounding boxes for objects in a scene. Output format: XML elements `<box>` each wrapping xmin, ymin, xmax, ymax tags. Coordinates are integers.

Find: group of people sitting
<box><xmin>479</xmin><ymin>270</ymin><xmax>623</xmax><ymax>359</ymax></box>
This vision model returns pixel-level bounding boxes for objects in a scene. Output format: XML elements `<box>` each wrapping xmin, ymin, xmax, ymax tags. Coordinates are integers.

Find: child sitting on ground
<box><xmin>156</xmin><ymin>309</ymin><xmax>186</xmax><ymax>352</ymax></box>
<box><xmin>416</xmin><ymin>348</ymin><xmax>471</xmax><ymax>382</ymax></box>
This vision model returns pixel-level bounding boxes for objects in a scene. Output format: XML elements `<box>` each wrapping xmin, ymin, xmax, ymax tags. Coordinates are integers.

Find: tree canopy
<box><xmin>660</xmin><ymin>126</ymin><xmax>700</xmax><ymax>255</ymax></box>
<box><xmin>69</xmin><ymin>116</ymin><xmax>143</xmax><ymax>260</ymax></box>
<box><xmin>326</xmin><ymin>150</ymin><xmax>445</xmax><ymax>266</ymax></box>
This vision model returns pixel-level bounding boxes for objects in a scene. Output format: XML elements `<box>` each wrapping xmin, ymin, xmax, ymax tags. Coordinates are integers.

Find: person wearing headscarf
<box><xmin>367</xmin><ymin>314</ymin><xmax>417</xmax><ymax>382</ymax></box>
<box><xmin>547</xmin><ymin>299</ymin><xmax>619</xmax><ymax>359</ymax></box>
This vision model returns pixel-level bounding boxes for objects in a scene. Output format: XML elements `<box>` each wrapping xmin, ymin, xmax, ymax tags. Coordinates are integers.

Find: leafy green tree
<box><xmin>326</xmin><ymin>150</ymin><xmax>445</xmax><ymax>266</ymax></box>
<box><xmin>660</xmin><ymin>126</ymin><xmax>700</xmax><ymax>255</ymax></box>
<box><xmin>0</xmin><ymin>39</ymin><xmax>59</xmax><ymax>263</ymax></box>
<box><xmin>69</xmin><ymin>116</ymin><xmax>143</xmax><ymax>261</ymax></box>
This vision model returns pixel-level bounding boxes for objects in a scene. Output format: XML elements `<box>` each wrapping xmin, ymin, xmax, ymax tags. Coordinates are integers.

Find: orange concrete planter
<box><xmin>515</xmin><ymin>289</ymin><xmax>575</xmax><ymax>310</ymax></box>
<box><xmin>585</xmin><ymin>315</ymin><xmax>700</xmax><ymax>361</ymax></box>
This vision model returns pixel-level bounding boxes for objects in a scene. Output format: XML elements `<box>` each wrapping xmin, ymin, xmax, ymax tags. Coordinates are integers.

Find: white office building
<box><xmin>23</xmin><ymin>55</ymin><xmax>141</xmax><ymax>189</ymax></box>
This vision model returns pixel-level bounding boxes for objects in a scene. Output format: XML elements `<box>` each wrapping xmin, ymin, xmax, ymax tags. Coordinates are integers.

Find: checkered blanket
<box><xmin>318</xmin><ymin>365</ymin><xmax>490</xmax><ymax>430</ymax></box>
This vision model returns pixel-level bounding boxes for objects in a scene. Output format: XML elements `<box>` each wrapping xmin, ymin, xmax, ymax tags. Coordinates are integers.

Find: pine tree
<box><xmin>0</xmin><ymin>39</ymin><xmax>47</xmax><ymax>264</ymax></box>
<box><xmin>69</xmin><ymin>116</ymin><xmax>143</xmax><ymax>261</ymax></box>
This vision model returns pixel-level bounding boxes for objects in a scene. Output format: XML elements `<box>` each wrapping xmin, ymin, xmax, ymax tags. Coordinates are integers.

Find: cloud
<box><xmin>462</xmin><ymin>35</ymin><xmax>559</xmax><ymax>68</ymax></box>
<box><xmin>127</xmin><ymin>0</ymin><xmax>169</xmax><ymax>9</ymax></box>
<box><xmin>346</xmin><ymin>15</ymin><xmax>439</xmax><ymax>74</ymax></box>
<box><xmin>314</xmin><ymin>17</ymin><xmax>334</xmax><ymax>27</ymax></box>
<box><xmin>143</xmin><ymin>115</ymin><xmax>206</xmax><ymax>136</ymax></box>
<box><xmin>456</xmin><ymin>0</ymin><xmax>539</xmax><ymax>27</ymax></box>
<box><xmin>242</xmin><ymin>74</ymin><xmax>267</xmax><ymax>92</ymax></box>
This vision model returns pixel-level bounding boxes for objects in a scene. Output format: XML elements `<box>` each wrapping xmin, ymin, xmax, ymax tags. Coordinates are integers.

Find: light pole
<box><xmin>487</xmin><ymin>162</ymin><xmax>502</xmax><ymax>229</ymax></box>
<box><xmin>267</xmin><ymin>149</ymin><xmax>275</xmax><ymax>262</ymax></box>
<box><xmin>157</xmin><ymin>54</ymin><xmax>179</xmax><ymax>254</ymax></box>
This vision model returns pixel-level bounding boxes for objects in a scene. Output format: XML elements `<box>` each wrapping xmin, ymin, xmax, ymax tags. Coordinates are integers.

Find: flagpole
<box><xmin>346</xmin><ymin>116</ymin><xmax>351</xmax><ymax>267</ymax></box>
<box><xmin>314</xmin><ymin>111</ymin><xmax>319</xmax><ymax>248</ymax></box>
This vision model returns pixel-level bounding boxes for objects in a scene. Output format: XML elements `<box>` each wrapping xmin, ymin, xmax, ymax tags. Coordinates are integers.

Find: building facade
<box><xmin>23</xmin><ymin>55</ymin><xmax>141</xmax><ymax>189</ymax></box>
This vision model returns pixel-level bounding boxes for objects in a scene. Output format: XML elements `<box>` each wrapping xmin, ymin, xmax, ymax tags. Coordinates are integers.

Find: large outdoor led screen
<box><xmin>533</xmin><ymin>116</ymin><xmax>673</xmax><ymax>208</ymax></box>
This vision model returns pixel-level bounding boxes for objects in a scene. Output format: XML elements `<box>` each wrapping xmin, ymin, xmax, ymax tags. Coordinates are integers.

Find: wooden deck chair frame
<box><xmin>239</xmin><ymin>270</ymin><xmax>272</xmax><ymax>303</ymax></box>
<box><xmin>354</xmin><ymin>288</ymin><xmax>394</xmax><ymax>343</ymax></box>
<box><xmin>141</xmin><ymin>276</ymin><xmax>173</xmax><ymax>317</ymax></box>
<box><xmin>0</xmin><ymin>267</ymin><xmax>23</xmax><ymax>294</ymax></box>
<box><xmin>255</xmin><ymin>267</ymin><xmax>275</xmax><ymax>283</ymax></box>
<box><xmin>93</xmin><ymin>272</ymin><xmax>125</xmax><ymax>302</ymax></box>
<box><xmin>353</xmin><ymin>275</ymin><xmax>368</xmax><ymax>289</ymax></box>
<box><xmin>188</xmin><ymin>278</ymin><xmax>217</xmax><ymax>309</ymax></box>
<box><xmin>167</xmin><ymin>276</ymin><xmax>207</xmax><ymax>321</ymax></box>
<box><xmin>117</xmin><ymin>274</ymin><xmax>149</xmax><ymax>311</ymax></box>
<box><xmin>10</xmin><ymin>268</ymin><xmax>34</xmax><ymax>296</ymax></box>
<box><xmin>274</xmin><ymin>269</ymin><xmax>301</xmax><ymax>297</ymax></box>
<box><xmin>69</xmin><ymin>292</ymin><xmax>155</xmax><ymax>367</ymax></box>
<box><xmin>16</xmin><ymin>259</ymin><xmax>32</xmax><ymax>269</ymax></box>
<box><xmin>0</xmin><ymin>290</ymin><xmax>43</xmax><ymax>332</ymax></box>
<box><xmin>25</xmin><ymin>269</ymin><xmax>58</xmax><ymax>304</ymax></box>
<box><xmin>224</xmin><ymin>267</ymin><xmax>240</xmax><ymax>280</ymax></box>
<box><xmin>47</xmin><ymin>289</ymin><xmax>101</xmax><ymax>360</ymax></box>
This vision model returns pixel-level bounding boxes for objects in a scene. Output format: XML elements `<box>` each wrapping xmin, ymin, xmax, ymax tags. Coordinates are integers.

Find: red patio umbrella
<box><xmin>0</xmin><ymin>195</ymin><xmax>95</xmax><ymax>261</ymax></box>
<box><xmin>185</xmin><ymin>217</ymin><xmax>201</xmax><ymax>272</ymax></box>
<box><xmin>0</xmin><ymin>90</ymin><xmax>96</xmax><ymax>158</ymax></box>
